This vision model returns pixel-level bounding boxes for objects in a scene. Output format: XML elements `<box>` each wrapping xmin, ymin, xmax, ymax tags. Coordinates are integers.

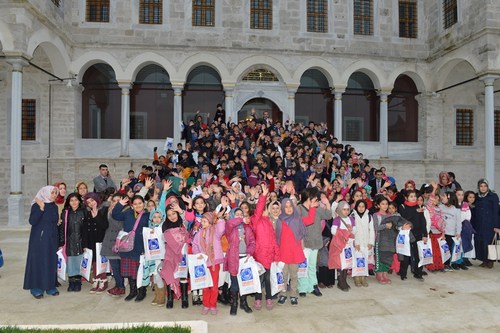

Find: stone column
<box><xmin>379</xmin><ymin>91</ymin><xmax>390</xmax><ymax>158</ymax></box>
<box><xmin>118</xmin><ymin>82</ymin><xmax>131</xmax><ymax>157</ymax></box>
<box><xmin>172</xmin><ymin>84</ymin><xmax>184</xmax><ymax>146</ymax></box>
<box><xmin>224</xmin><ymin>85</ymin><xmax>234</xmax><ymax>124</ymax></box>
<box><xmin>480</xmin><ymin>75</ymin><xmax>499</xmax><ymax>189</ymax></box>
<box><xmin>287</xmin><ymin>86</ymin><xmax>297</xmax><ymax>123</ymax></box>
<box><xmin>334</xmin><ymin>89</ymin><xmax>345</xmax><ymax>141</ymax></box>
<box><xmin>7</xmin><ymin>57</ymin><xmax>29</xmax><ymax>226</ymax></box>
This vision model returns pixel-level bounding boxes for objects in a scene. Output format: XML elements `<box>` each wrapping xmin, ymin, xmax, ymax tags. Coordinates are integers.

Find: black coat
<box><xmin>471</xmin><ymin>192</ymin><xmax>500</xmax><ymax>243</ymax></box>
<box><xmin>84</xmin><ymin>208</ymin><xmax>109</xmax><ymax>261</ymax></box>
<box><xmin>24</xmin><ymin>203</ymin><xmax>59</xmax><ymax>291</ymax></box>
<box><xmin>59</xmin><ymin>207</ymin><xmax>89</xmax><ymax>256</ymax></box>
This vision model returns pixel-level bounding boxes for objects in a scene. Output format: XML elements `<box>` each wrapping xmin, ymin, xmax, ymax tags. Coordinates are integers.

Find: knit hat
<box><xmin>202</xmin><ymin>212</ymin><xmax>216</xmax><ymax>225</ymax></box>
<box><xmin>83</xmin><ymin>192</ymin><xmax>102</xmax><ymax>208</ymax></box>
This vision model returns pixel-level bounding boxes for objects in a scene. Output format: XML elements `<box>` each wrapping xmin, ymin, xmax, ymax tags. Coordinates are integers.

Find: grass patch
<box><xmin>0</xmin><ymin>325</ymin><xmax>190</xmax><ymax>333</ymax></box>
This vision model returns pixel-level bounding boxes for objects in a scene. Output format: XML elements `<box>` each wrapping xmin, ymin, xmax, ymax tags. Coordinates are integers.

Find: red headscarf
<box><xmin>53</xmin><ymin>182</ymin><xmax>66</xmax><ymax>205</ymax></box>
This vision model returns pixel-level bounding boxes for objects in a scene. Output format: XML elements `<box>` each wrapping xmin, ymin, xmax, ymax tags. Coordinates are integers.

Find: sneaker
<box><xmin>459</xmin><ymin>263</ymin><xmax>469</xmax><ymax>270</ymax></box>
<box><xmin>290</xmin><ymin>297</ymin><xmax>298</xmax><ymax>306</ymax></box>
<box><xmin>444</xmin><ymin>265</ymin><xmax>454</xmax><ymax>272</ymax></box>
<box><xmin>108</xmin><ymin>287</ymin><xmax>126</xmax><ymax>297</ymax></box>
<box><xmin>46</xmin><ymin>288</ymin><xmax>60</xmax><ymax>296</ymax></box>
<box><xmin>299</xmin><ymin>292</ymin><xmax>306</xmax><ymax>298</ymax></box>
<box><xmin>266</xmin><ymin>299</ymin><xmax>273</xmax><ymax>310</ymax></box>
<box><xmin>451</xmin><ymin>264</ymin><xmax>460</xmax><ymax>270</ymax></box>
<box><xmin>89</xmin><ymin>280</ymin><xmax>99</xmax><ymax>294</ymax></box>
<box><xmin>31</xmin><ymin>289</ymin><xmax>44</xmax><ymax>299</ymax></box>
<box><xmin>463</xmin><ymin>258</ymin><xmax>473</xmax><ymax>267</ymax></box>
<box><xmin>312</xmin><ymin>286</ymin><xmax>323</xmax><ymax>297</ymax></box>
<box><xmin>210</xmin><ymin>308</ymin><xmax>218</xmax><ymax>315</ymax></box>
<box><xmin>254</xmin><ymin>300</ymin><xmax>262</xmax><ymax>310</ymax></box>
<box><xmin>95</xmin><ymin>281</ymin><xmax>108</xmax><ymax>294</ymax></box>
<box><xmin>201</xmin><ymin>307</ymin><xmax>210</xmax><ymax>315</ymax></box>
<box><xmin>277</xmin><ymin>295</ymin><xmax>287</xmax><ymax>305</ymax></box>
<box><xmin>413</xmin><ymin>275</ymin><xmax>425</xmax><ymax>282</ymax></box>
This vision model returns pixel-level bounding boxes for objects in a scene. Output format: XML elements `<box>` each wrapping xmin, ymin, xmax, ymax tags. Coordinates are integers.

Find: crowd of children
<box><xmin>23</xmin><ymin>112</ymin><xmax>500</xmax><ymax>315</ymax></box>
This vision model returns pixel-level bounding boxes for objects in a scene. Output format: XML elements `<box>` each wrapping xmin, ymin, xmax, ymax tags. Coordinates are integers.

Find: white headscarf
<box><xmin>31</xmin><ymin>185</ymin><xmax>57</xmax><ymax>205</ymax></box>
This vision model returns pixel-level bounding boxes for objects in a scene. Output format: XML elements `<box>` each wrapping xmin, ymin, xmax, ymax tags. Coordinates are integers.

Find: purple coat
<box><xmin>192</xmin><ymin>219</ymin><xmax>226</xmax><ymax>267</ymax></box>
<box><xmin>224</xmin><ymin>218</ymin><xmax>256</xmax><ymax>276</ymax></box>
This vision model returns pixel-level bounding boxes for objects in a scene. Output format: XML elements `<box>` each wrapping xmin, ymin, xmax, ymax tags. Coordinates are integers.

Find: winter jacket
<box><xmin>192</xmin><ymin>219</ymin><xmax>226</xmax><ymax>267</ymax></box>
<box><xmin>440</xmin><ymin>204</ymin><xmax>462</xmax><ymax>236</ymax></box>
<box><xmin>251</xmin><ymin>195</ymin><xmax>281</xmax><ymax>269</ymax></box>
<box><xmin>300</xmin><ymin>204</ymin><xmax>333</xmax><ymax>250</ymax></box>
<box><xmin>58</xmin><ymin>207</ymin><xmax>89</xmax><ymax>257</ymax></box>
<box><xmin>111</xmin><ymin>203</ymin><xmax>150</xmax><ymax>260</ymax></box>
<box><xmin>224</xmin><ymin>217</ymin><xmax>256</xmax><ymax>276</ymax></box>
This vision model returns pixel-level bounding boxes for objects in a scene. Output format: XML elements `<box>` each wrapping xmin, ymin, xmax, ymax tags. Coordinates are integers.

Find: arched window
<box><xmin>82</xmin><ymin>64</ymin><xmax>120</xmax><ymax>139</ymax></box>
<box><xmin>388</xmin><ymin>74</ymin><xmax>419</xmax><ymax>142</ymax></box>
<box><xmin>343</xmin><ymin>72</ymin><xmax>379</xmax><ymax>141</ymax></box>
<box><xmin>295</xmin><ymin>69</ymin><xmax>332</xmax><ymax>129</ymax></box>
<box><xmin>131</xmin><ymin>64</ymin><xmax>173</xmax><ymax>139</ymax></box>
<box><xmin>183</xmin><ymin>65</ymin><xmax>224</xmax><ymax>123</ymax></box>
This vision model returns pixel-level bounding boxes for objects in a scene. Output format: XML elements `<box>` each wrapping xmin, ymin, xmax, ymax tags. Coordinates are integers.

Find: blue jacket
<box><xmin>111</xmin><ymin>203</ymin><xmax>150</xmax><ymax>260</ymax></box>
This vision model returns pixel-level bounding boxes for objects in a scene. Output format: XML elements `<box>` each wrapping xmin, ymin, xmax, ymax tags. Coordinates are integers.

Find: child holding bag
<box><xmin>352</xmin><ymin>200</ymin><xmax>374</xmax><ymax>287</ymax></box>
<box><xmin>192</xmin><ymin>212</ymin><xmax>226</xmax><ymax>315</ymax></box>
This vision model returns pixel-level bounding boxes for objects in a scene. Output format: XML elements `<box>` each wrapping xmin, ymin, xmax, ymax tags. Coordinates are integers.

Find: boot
<box><xmin>156</xmin><ymin>285</ymin><xmax>166</xmax><ymax>307</ymax></box>
<box><xmin>135</xmin><ymin>286</ymin><xmax>147</xmax><ymax>302</ymax></box>
<box><xmin>218</xmin><ymin>283</ymin><xmax>230</xmax><ymax>305</ymax></box>
<box><xmin>240</xmin><ymin>295</ymin><xmax>253</xmax><ymax>313</ymax></box>
<box><xmin>124</xmin><ymin>278</ymin><xmax>138</xmax><ymax>301</ymax></box>
<box><xmin>166</xmin><ymin>285</ymin><xmax>174</xmax><ymax>309</ymax></box>
<box><xmin>74</xmin><ymin>276</ymin><xmax>82</xmax><ymax>292</ymax></box>
<box><xmin>181</xmin><ymin>283</ymin><xmax>189</xmax><ymax>309</ymax></box>
<box><xmin>151</xmin><ymin>283</ymin><xmax>159</xmax><ymax>305</ymax></box>
<box><xmin>353</xmin><ymin>277</ymin><xmax>362</xmax><ymax>287</ymax></box>
<box><xmin>337</xmin><ymin>270</ymin><xmax>349</xmax><ymax>292</ymax></box>
<box><xmin>361</xmin><ymin>276</ymin><xmax>369</xmax><ymax>287</ymax></box>
<box><xmin>230</xmin><ymin>292</ymin><xmax>238</xmax><ymax>316</ymax></box>
<box><xmin>67</xmin><ymin>278</ymin><xmax>75</xmax><ymax>292</ymax></box>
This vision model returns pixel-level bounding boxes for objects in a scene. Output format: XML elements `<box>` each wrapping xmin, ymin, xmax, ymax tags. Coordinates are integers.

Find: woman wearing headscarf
<box><xmin>352</xmin><ymin>199</ymin><xmax>374</xmax><ymax>287</ymax></box>
<box><xmin>23</xmin><ymin>185</ymin><xmax>60</xmax><ymax>298</ymax></box>
<box><xmin>472</xmin><ymin>179</ymin><xmax>500</xmax><ymax>268</ymax></box>
<box><xmin>328</xmin><ymin>201</ymin><xmax>355</xmax><ymax>292</ymax></box>
<box><xmin>275</xmin><ymin>198</ymin><xmax>308</xmax><ymax>306</ymax></box>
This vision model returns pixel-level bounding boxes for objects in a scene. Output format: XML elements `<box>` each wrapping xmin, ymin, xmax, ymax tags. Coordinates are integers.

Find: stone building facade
<box><xmin>0</xmin><ymin>0</ymin><xmax>499</xmax><ymax>226</ymax></box>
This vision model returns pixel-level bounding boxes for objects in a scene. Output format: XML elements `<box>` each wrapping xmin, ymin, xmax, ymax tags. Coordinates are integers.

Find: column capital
<box><xmin>287</xmin><ymin>84</ymin><xmax>299</xmax><ymax>96</ymax></box>
<box><xmin>172</xmin><ymin>84</ymin><xmax>183</xmax><ymax>96</ymax></box>
<box><xmin>6</xmin><ymin>56</ymin><xmax>30</xmax><ymax>71</ymax></box>
<box><xmin>479</xmin><ymin>74</ymin><xmax>500</xmax><ymax>86</ymax></box>
<box><xmin>334</xmin><ymin>90</ymin><xmax>344</xmax><ymax>99</ymax></box>
<box><xmin>118</xmin><ymin>82</ymin><xmax>132</xmax><ymax>90</ymax></box>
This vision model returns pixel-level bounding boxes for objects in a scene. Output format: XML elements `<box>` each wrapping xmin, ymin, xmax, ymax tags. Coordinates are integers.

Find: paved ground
<box><xmin>2</xmin><ymin>228</ymin><xmax>500</xmax><ymax>333</ymax></box>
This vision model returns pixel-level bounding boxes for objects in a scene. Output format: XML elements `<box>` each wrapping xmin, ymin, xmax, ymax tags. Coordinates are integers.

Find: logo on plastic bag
<box><xmin>397</xmin><ymin>234</ymin><xmax>405</xmax><ymax>244</ymax></box>
<box><xmin>180</xmin><ymin>254</ymin><xmax>187</xmax><ymax>266</ymax></box>
<box><xmin>58</xmin><ymin>258</ymin><xmax>62</xmax><ymax>269</ymax></box>
<box><xmin>276</xmin><ymin>272</ymin><xmax>284</xmax><ymax>284</ymax></box>
<box><xmin>148</xmin><ymin>238</ymin><xmax>160</xmax><ymax>250</ymax></box>
<box><xmin>101</xmin><ymin>256</ymin><xmax>108</xmax><ymax>263</ymax></box>
<box><xmin>356</xmin><ymin>258</ymin><xmax>365</xmax><ymax>268</ymax></box>
<box><xmin>423</xmin><ymin>248</ymin><xmax>432</xmax><ymax>258</ymax></box>
<box><xmin>81</xmin><ymin>258</ymin><xmax>88</xmax><ymax>269</ymax></box>
<box><xmin>454</xmin><ymin>244</ymin><xmax>460</xmax><ymax>253</ymax></box>
<box><xmin>240</xmin><ymin>267</ymin><xmax>253</xmax><ymax>282</ymax></box>
<box><xmin>194</xmin><ymin>264</ymin><xmax>206</xmax><ymax>278</ymax></box>
<box><xmin>344</xmin><ymin>248</ymin><xmax>352</xmax><ymax>259</ymax></box>
<box><xmin>298</xmin><ymin>260</ymin><xmax>307</xmax><ymax>268</ymax></box>
<box><xmin>441</xmin><ymin>243</ymin><xmax>449</xmax><ymax>252</ymax></box>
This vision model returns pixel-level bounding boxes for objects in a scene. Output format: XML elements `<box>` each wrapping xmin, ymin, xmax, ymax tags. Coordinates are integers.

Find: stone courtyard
<box><xmin>2</xmin><ymin>228</ymin><xmax>500</xmax><ymax>333</ymax></box>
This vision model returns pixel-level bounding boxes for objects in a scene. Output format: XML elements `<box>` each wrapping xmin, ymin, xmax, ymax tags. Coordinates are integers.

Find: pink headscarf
<box><xmin>31</xmin><ymin>186</ymin><xmax>58</xmax><ymax>205</ymax></box>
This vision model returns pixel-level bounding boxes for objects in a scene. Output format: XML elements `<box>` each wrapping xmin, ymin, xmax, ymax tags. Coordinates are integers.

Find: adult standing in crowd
<box><xmin>93</xmin><ymin>164</ymin><xmax>117</xmax><ymax>193</ymax></box>
<box><xmin>23</xmin><ymin>185</ymin><xmax>60</xmax><ymax>299</ymax></box>
<box><xmin>472</xmin><ymin>179</ymin><xmax>500</xmax><ymax>268</ymax></box>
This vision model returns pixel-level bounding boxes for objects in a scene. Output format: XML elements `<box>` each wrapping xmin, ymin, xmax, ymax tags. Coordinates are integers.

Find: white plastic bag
<box><xmin>367</xmin><ymin>247</ymin><xmax>375</xmax><ymax>265</ymax></box>
<box><xmin>297</xmin><ymin>248</ymin><xmax>311</xmax><ymax>278</ymax></box>
<box><xmin>57</xmin><ymin>248</ymin><xmax>66</xmax><ymax>281</ymax></box>
<box><xmin>451</xmin><ymin>237</ymin><xmax>462</xmax><ymax>263</ymax></box>
<box><xmin>237</xmin><ymin>256</ymin><xmax>262</xmax><ymax>296</ymax></box>
<box><xmin>188</xmin><ymin>254</ymin><xmax>213</xmax><ymax>290</ymax></box>
<box><xmin>396</xmin><ymin>229</ymin><xmax>411</xmax><ymax>256</ymax></box>
<box><xmin>80</xmin><ymin>248</ymin><xmax>93</xmax><ymax>281</ymax></box>
<box><xmin>417</xmin><ymin>240</ymin><xmax>433</xmax><ymax>267</ymax></box>
<box><xmin>439</xmin><ymin>239</ymin><xmax>451</xmax><ymax>264</ymax></box>
<box><xmin>174</xmin><ymin>243</ymin><xmax>188</xmax><ymax>279</ymax></box>
<box><xmin>351</xmin><ymin>250</ymin><xmax>368</xmax><ymax>277</ymax></box>
<box><xmin>270</xmin><ymin>261</ymin><xmax>285</xmax><ymax>296</ymax></box>
<box><xmin>340</xmin><ymin>239</ymin><xmax>354</xmax><ymax>270</ymax></box>
<box><xmin>143</xmin><ymin>227</ymin><xmax>165</xmax><ymax>261</ymax></box>
<box><xmin>95</xmin><ymin>242</ymin><xmax>110</xmax><ymax>276</ymax></box>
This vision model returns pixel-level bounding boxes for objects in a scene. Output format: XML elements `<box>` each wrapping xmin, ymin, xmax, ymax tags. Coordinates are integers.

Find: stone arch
<box><xmin>292</xmin><ymin>59</ymin><xmax>339</xmax><ymax>87</ymax></box>
<box><xmin>234</xmin><ymin>92</ymin><xmax>288</xmax><ymax>116</ymax></box>
<box><xmin>0</xmin><ymin>18</ymin><xmax>14</xmax><ymax>51</ymax></box>
<box><xmin>71</xmin><ymin>51</ymin><xmax>124</xmax><ymax>82</ymax></box>
<box><xmin>176</xmin><ymin>53</ymin><xmax>230</xmax><ymax>83</ymax></box>
<box><xmin>124</xmin><ymin>52</ymin><xmax>177</xmax><ymax>82</ymax></box>
<box><xmin>232</xmin><ymin>55</ymin><xmax>293</xmax><ymax>85</ymax></box>
<box><xmin>340</xmin><ymin>60</ymin><xmax>385</xmax><ymax>90</ymax></box>
<box><xmin>433</xmin><ymin>58</ymin><xmax>478</xmax><ymax>92</ymax></box>
<box><xmin>27</xmin><ymin>29</ymin><xmax>71</xmax><ymax>78</ymax></box>
<box><xmin>387</xmin><ymin>67</ymin><xmax>427</xmax><ymax>93</ymax></box>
